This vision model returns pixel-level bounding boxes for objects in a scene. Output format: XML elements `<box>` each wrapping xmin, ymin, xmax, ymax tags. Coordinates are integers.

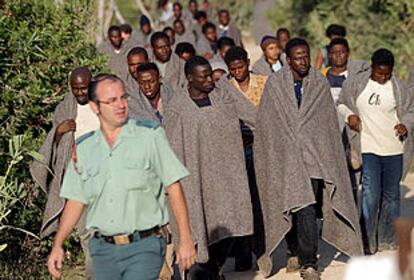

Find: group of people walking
<box><xmin>30</xmin><ymin>1</ymin><xmax>414</xmax><ymax>280</ymax></box>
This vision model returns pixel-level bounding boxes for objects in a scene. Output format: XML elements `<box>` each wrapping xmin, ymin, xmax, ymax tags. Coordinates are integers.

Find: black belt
<box><xmin>95</xmin><ymin>226</ymin><xmax>160</xmax><ymax>245</ymax></box>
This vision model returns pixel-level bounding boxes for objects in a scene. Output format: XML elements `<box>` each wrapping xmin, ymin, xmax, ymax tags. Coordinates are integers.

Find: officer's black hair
<box><xmin>88</xmin><ymin>74</ymin><xmax>124</xmax><ymax>102</ymax></box>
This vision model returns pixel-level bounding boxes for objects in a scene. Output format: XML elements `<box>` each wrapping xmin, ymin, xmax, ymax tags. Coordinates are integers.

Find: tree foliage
<box><xmin>268</xmin><ymin>0</ymin><xmax>414</xmax><ymax>79</ymax></box>
<box><xmin>0</xmin><ymin>0</ymin><xmax>105</xmax><ymax>277</ymax></box>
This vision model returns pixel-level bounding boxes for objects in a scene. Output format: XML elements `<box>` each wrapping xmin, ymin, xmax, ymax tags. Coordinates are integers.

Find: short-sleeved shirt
<box><xmin>60</xmin><ymin>119</ymin><xmax>189</xmax><ymax>235</ymax></box>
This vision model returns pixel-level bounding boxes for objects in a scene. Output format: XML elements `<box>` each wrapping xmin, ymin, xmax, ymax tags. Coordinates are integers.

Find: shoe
<box><xmin>286</xmin><ymin>256</ymin><xmax>300</xmax><ymax>273</ymax></box>
<box><xmin>300</xmin><ymin>267</ymin><xmax>320</xmax><ymax>280</ymax></box>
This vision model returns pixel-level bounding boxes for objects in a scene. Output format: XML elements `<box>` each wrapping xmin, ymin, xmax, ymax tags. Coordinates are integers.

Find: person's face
<box><xmin>90</xmin><ymin>80</ymin><xmax>128</xmax><ymax>128</ymax></box>
<box><xmin>278</xmin><ymin>32</ymin><xmax>290</xmax><ymax>51</ymax></box>
<box><xmin>287</xmin><ymin>45</ymin><xmax>310</xmax><ymax>78</ymax></box>
<box><xmin>109</xmin><ymin>30</ymin><xmax>122</xmax><ymax>49</ymax></box>
<box><xmin>218</xmin><ymin>12</ymin><xmax>230</xmax><ymax>26</ymax></box>
<box><xmin>121</xmin><ymin>32</ymin><xmax>131</xmax><ymax>41</ymax></box>
<box><xmin>173</xmin><ymin>4</ymin><xmax>182</xmax><ymax>17</ymax></box>
<box><xmin>152</xmin><ymin>38</ymin><xmax>172</xmax><ymax>63</ymax></box>
<box><xmin>219</xmin><ymin>45</ymin><xmax>232</xmax><ymax>59</ymax></box>
<box><xmin>264</xmin><ymin>42</ymin><xmax>281</xmax><ymax>61</ymax></box>
<box><xmin>228</xmin><ymin>59</ymin><xmax>250</xmax><ymax>83</ymax></box>
<box><xmin>71</xmin><ymin>77</ymin><xmax>90</xmax><ymax>105</ymax></box>
<box><xmin>328</xmin><ymin>44</ymin><xmax>349</xmax><ymax>68</ymax></box>
<box><xmin>174</xmin><ymin>21</ymin><xmax>185</xmax><ymax>35</ymax></box>
<box><xmin>141</xmin><ymin>23</ymin><xmax>151</xmax><ymax>35</ymax></box>
<box><xmin>128</xmin><ymin>54</ymin><xmax>149</xmax><ymax>80</ymax></box>
<box><xmin>204</xmin><ymin>28</ymin><xmax>217</xmax><ymax>43</ymax></box>
<box><xmin>188</xmin><ymin>64</ymin><xmax>214</xmax><ymax>94</ymax></box>
<box><xmin>212</xmin><ymin>69</ymin><xmax>226</xmax><ymax>82</ymax></box>
<box><xmin>165</xmin><ymin>30</ymin><xmax>175</xmax><ymax>46</ymax></box>
<box><xmin>189</xmin><ymin>2</ymin><xmax>197</xmax><ymax>14</ymax></box>
<box><xmin>137</xmin><ymin>70</ymin><xmax>160</xmax><ymax>100</ymax></box>
<box><xmin>371</xmin><ymin>64</ymin><xmax>393</xmax><ymax>84</ymax></box>
<box><xmin>179</xmin><ymin>51</ymin><xmax>194</xmax><ymax>61</ymax></box>
<box><xmin>198</xmin><ymin>17</ymin><xmax>207</xmax><ymax>26</ymax></box>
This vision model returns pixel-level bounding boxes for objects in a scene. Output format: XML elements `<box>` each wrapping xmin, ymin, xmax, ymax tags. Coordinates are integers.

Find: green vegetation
<box><xmin>0</xmin><ymin>0</ymin><xmax>105</xmax><ymax>278</ymax></box>
<box><xmin>268</xmin><ymin>1</ymin><xmax>414</xmax><ymax>79</ymax></box>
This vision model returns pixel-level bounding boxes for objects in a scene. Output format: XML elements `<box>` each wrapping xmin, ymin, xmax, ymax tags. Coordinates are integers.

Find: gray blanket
<box><xmin>252</xmin><ymin>56</ymin><xmax>273</xmax><ymax>76</ymax></box>
<box><xmin>219</xmin><ymin>22</ymin><xmax>242</xmax><ymax>47</ymax></box>
<box><xmin>195</xmin><ymin>35</ymin><xmax>214</xmax><ymax>57</ymax></box>
<box><xmin>254</xmin><ymin>67</ymin><xmax>363</xmax><ymax>261</ymax></box>
<box><xmin>337</xmin><ymin>71</ymin><xmax>414</xmax><ymax>179</ymax></box>
<box><xmin>163</xmin><ymin>82</ymin><xmax>256</xmax><ymax>262</ymax></box>
<box><xmin>149</xmin><ymin>52</ymin><xmax>187</xmax><ymax>92</ymax></box>
<box><xmin>30</xmin><ymin>92</ymin><xmax>77</xmax><ymax>237</ymax></box>
<box><xmin>130</xmin><ymin>29</ymin><xmax>153</xmax><ymax>48</ymax></box>
<box><xmin>97</xmin><ymin>40</ymin><xmax>129</xmax><ymax>79</ymax></box>
<box><xmin>125</xmin><ymin>72</ymin><xmax>176</xmax><ymax>122</ymax></box>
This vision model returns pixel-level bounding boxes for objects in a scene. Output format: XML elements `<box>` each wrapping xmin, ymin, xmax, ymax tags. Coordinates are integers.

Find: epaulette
<box><xmin>136</xmin><ymin>119</ymin><xmax>160</xmax><ymax>129</ymax></box>
<box><xmin>75</xmin><ymin>131</ymin><xmax>95</xmax><ymax>145</ymax></box>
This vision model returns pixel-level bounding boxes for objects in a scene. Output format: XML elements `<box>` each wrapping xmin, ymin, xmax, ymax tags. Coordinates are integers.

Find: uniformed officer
<box><xmin>47</xmin><ymin>74</ymin><xmax>196</xmax><ymax>280</ymax></box>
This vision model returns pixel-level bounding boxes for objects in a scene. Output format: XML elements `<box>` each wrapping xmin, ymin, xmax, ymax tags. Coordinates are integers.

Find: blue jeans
<box><xmin>361</xmin><ymin>153</ymin><xmax>403</xmax><ymax>254</ymax></box>
<box><xmin>88</xmin><ymin>234</ymin><xmax>166</xmax><ymax>280</ymax></box>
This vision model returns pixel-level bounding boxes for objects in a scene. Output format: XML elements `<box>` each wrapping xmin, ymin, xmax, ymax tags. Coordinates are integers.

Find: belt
<box><xmin>95</xmin><ymin>226</ymin><xmax>162</xmax><ymax>245</ymax></box>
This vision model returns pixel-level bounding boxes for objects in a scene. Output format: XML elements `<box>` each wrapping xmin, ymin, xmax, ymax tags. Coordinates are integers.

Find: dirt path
<box><xmin>221</xmin><ymin>169</ymin><xmax>414</xmax><ymax>280</ymax></box>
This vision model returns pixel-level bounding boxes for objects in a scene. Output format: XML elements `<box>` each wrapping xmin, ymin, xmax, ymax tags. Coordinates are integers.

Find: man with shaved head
<box><xmin>31</xmin><ymin>66</ymin><xmax>99</xmax><ymax>279</ymax></box>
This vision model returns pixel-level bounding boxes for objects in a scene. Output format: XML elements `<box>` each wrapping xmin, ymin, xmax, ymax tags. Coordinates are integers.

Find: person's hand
<box><xmin>57</xmin><ymin>119</ymin><xmax>76</xmax><ymax>135</ymax></box>
<box><xmin>348</xmin><ymin>114</ymin><xmax>361</xmax><ymax>132</ymax></box>
<box><xmin>394</xmin><ymin>124</ymin><xmax>408</xmax><ymax>138</ymax></box>
<box><xmin>55</xmin><ymin>119</ymin><xmax>76</xmax><ymax>144</ymax></box>
<box><xmin>175</xmin><ymin>238</ymin><xmax>196</xmax><ymax>270</ymax></box>
<box><xmin>47</xmin><ymin>245</ymin><xmax>65</xmax><ymax>278</ymax></box>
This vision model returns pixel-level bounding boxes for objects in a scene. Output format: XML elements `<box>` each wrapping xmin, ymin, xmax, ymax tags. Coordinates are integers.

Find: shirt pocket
<box><xmin>123</xmin><ymin>161</ymin><xmax>151</xmax><ymax>191</ymax></box>
<box><xmin>79</xmin><ymin>166</ymin><xmax>102</xmax><ymax>203</ymax></box>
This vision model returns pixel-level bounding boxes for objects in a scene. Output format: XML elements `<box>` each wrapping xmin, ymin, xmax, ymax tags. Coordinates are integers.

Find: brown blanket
<box><xmin>30</xmin><ymin>92</ymin><xmax>77</xmax><ymax>237</ymax></box>
<box><xmin>163</xmin><ymin>81</ymin><xmax>256</xmax><ymax>262</ymax></box>
<box><xmin>254</xmin><ymin>67</ymin><xmax>363</xmax><ymax>261</ymax></box>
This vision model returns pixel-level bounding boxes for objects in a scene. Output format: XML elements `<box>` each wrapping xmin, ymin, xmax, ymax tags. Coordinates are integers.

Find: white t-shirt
<box><xmin>74</xmin><ymin>104</ymin><xmax>100</xmax><ymax>140</ymax></box>
<box><xmin>356</xmin><ymin>79</ymin><xmax>403</xmax><ymax>156</ymax></box>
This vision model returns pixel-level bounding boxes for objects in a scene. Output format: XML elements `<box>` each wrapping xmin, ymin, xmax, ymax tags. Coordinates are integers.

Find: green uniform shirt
<box><xmin>60</xmin><ymin>120</ymin><xmax>189</xmax><ymax>235</ymax></box>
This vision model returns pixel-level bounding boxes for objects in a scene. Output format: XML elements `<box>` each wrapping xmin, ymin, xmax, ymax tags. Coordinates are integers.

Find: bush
<box><xmin>0</xmin><ymin>0</ymin><xmax>106</xmax><ymax>278</ymax></box>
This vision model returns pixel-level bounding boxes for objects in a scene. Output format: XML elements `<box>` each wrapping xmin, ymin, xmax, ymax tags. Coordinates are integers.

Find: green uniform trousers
<box><xmin>88</xmin><ymin>233</ymin><xmax>166</xmax><ymax>280</ymax></box>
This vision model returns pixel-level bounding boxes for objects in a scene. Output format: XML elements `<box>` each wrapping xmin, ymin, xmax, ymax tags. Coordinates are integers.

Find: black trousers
<box><xmin>285</xmin><ymin>179</ymin><xmax>324</xmax><ymax>269</ymax></box>
<box><xmin>189</xmin><ymin>238</ymin><xmax>234</xmax><ymax>280</ymax></box>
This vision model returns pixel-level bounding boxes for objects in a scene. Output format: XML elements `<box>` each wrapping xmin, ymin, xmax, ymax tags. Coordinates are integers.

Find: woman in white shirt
<box><xmin>337</xmin><ymin>49</ymin><xmax>414</xmax><ymax>255</ymax></box>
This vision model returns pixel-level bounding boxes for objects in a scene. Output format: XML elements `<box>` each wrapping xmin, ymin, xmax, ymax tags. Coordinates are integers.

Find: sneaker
<box><xmin>300</xmin><ymin>267</ymin><xmax>320</xmax><ymax>280</ymax></box>
<box><xmin>286</xmin><ymin>256</ymin><xmax>300</xmax><ymax>273</ymax></box>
